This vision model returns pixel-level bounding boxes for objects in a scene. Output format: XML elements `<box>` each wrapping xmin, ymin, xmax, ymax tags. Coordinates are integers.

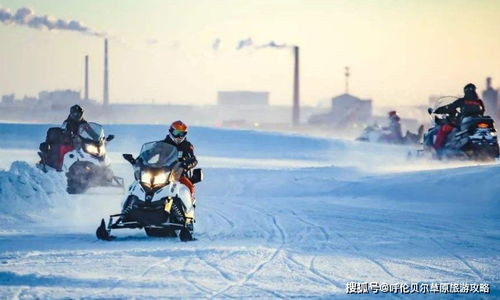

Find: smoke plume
<box><xmin>236</xmin><ymin>38</ymin><xmax>293</xmax><ymax>50</ymax></box>
<box><xmin>212</xmin><ymin>38</ymin><xmax>221</xmax><ymax>50</ymax></box>
<box><xmin>0</xmin><ymin>7</ymin><xmax>105</xmax><ymax>37</ymax></box>
<box><xmin>236</xmin><ymin>38</ymin><xmax>253</xmax><ymax>50</ymax></box>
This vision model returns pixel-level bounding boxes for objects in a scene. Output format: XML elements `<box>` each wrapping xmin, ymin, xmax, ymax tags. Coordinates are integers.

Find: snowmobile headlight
<box><xmin>153</xmin><ymin>172</ymin><xmax>168</xmax><ymax>185</ymax></box>
<box><xmin>141</xmin><ymin>171</ymin><xmax>153</xmax><ymax>185</ymax></box>
<box><xmin>141</xmin><ymin>171</ymin><xmax>168</xmax><ymax>187</ymax></box>
<box><xmin>99</xmin><ymin>145</ymin><xmax>106</xmax><ymax>156</ymax></box>
<box><xmin>490</xmin><ymin>131</ymin><xmax>497</xmax><ymax>137</ymax></box>
<box><xmin>84</xmin><ymin>144</ymin><xmax>99</xmax><ymax>155</ymax></box>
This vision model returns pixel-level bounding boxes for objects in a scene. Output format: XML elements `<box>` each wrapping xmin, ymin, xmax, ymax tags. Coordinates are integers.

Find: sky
<box><xmin>0</xmin><ymin>0</ymin><xmax>500</xmax><ymax>107</ymax></box>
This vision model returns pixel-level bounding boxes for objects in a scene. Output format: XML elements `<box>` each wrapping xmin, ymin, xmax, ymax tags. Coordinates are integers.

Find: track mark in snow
<box><xmin>430</xmin><ymin>237</ymin><xmax>485</xmax><ymax>281</ymax></box>
<box><xmin>11</xmin><ymin>286</ymin><xmax>28</xmax><ymax>300</ymax></box>
<box><xmin>288</xmin><ymin>210</ymin><xmax>345</xmax><ymax>289</ymax></box>
<box><xmin>285</xmin><ymin>255</ymin><xmax>344</xmax><ymax>289</ymax></box>
<box><xmin>335</xmin><ymin>231</ymin><xmax>404</xmax><ymax>281</ymax></box>
<box><xmin>212</xmin><ymin>211</ymin><xmax>235</xmax><ymax>229</ymax></box>
<box><xmin>180</xmin><ymin>256</ymin><xmax>214</xmax><ymax>295</ymax></box>
<box><xmin>139</xmin><ymin>256</ymin><xmax>172</xmax><ymax>277</ymax></box>
<box><xmin>195</xmin><ymin>249</ymin><xmax>234</xmax><ymax>283</ymax></box>
<box><xmin>208</xmin><ymin>203</ymin><xmax>286</xmax><ymax>299</ymax></box>
<box><xmin>290</xmin><ymin>210</ymin><xmax>330</xmax><ymax>242</ymax></box>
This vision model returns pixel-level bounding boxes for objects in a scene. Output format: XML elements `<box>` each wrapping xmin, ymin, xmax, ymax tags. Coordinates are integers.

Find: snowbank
<box><xmin>0</xmin><ymin>161</ymin><xmax>69</xmax><ymax>224</ymax></box>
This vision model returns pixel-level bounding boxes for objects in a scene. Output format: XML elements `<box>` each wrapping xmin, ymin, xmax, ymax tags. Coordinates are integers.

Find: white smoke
<box><xmin>0</xmin><ymin>6</ymin><xmax>105</xmax><ymax>37</ymax></box>
<box><xmin>145</xmin><ymin>38</ymin><xmax>159</xmax><ymax>45</ymax></box>
<box><xmin>236</xmin><ymin>38</ymin><xmax>253</xmax><ymax>50</ymax></box>
<box><xmin>257</xmin><ymin>40</ymin><xmax>292</xmax><ymax>49</ymax></box>
<box><xmin>236</xmin><ymin>38</ymin><xmax>294</xmax><ymax>50</ymax></box>
<box><xmin>212</xmin><ymin>38</ymin><xmax>221</xmax><ymax>50</ymax></box>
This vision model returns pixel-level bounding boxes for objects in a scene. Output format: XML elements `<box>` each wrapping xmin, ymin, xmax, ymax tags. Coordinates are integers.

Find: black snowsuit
<box><xmin>62</xmin><ymin>117</ymin><xmax>88</xmax><ymax>143</ymax></box>
<box><xmin>434</xmin><ymin>96</ymin><xmax>485</xmax><ymax>123</ymax></box>
<box><xmin>163</xmin><ymin>135</ymin><xmax>198</xmax><ymax>174</ymax></box>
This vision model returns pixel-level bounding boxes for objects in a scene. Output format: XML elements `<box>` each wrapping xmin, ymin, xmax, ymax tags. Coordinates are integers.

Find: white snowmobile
<box><xmin>357</xmin><ymin>124</ymin><xmax>424</xmax><ymax>145</ymax></box>
<box><xmin>37</xmin><ymin>122</ymin><xmax>124</xmax><ymax>194</ymax></box>
<box><xmin>96</xmin><ymin>141</ymin><xmax>203</xmax><ymax>242</ymax></box>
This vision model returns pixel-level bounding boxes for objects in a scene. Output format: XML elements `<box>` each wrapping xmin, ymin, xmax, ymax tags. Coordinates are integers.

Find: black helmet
<box><xmin>463</xmin><ymin>83</ymin><xmax>476</xmax><ymax>93</ymax></box>
<box><xmin>70</xmin><ymin>105</ymin><xmax>84</xmax><ymax>121</ymax></box>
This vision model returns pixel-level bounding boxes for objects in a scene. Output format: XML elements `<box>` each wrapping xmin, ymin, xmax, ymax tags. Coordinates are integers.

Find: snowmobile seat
<box><xmin>45</xmin><ymin>127</ymin><xmax>65</xmax><ymax>144</ymax></box>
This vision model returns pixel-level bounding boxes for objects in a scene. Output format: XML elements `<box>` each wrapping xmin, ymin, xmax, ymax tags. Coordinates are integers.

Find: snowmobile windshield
<box><xmin>432</xmin><ymin>96</ymin><xmax>459</xmax><ymax>114</ymax></box>
<box><xmin>79</xmin><ymin>122</ymin><xmax>105</xmax><ymax>143</ymax></box>
<box><xmin>430</xmin><ymin>96</ymin><xmax>459</xmax><ymax>124</ymax></box>
<box><xmin>139</xmin><ymin>141</ymin><xmax>178</xmax><ymax>168</ymax></box>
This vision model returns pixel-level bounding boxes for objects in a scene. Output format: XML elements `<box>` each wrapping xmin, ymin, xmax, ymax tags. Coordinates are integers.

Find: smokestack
<box><xmin>103</xmin><ymin>38</ymin><xmax>109</xmax><ymax>106</ymax></box>
<box><xmin>292</xmin><ymin>46</ymin><xmax>300</xmax><ymax>126</ymax></box>
<box><xmin>84</xmin><ymin>55</ymin><xmax>89</xmax><ymax>100</ymax></box>
<box><xmin>487</xmin><ymin>77</ymin><xmax>492</xmax><ymax>89</ymax></box>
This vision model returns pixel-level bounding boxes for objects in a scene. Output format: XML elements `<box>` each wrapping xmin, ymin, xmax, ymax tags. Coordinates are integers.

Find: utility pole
<box><xmin>292</xmin><ymin>46</ymin><xmax>300</xmax><ymax>126</ymax></box>
<box><xmin>345</xmin><ymin>66</ymin><xmax>350</xmax><ymax>94</ymax></box>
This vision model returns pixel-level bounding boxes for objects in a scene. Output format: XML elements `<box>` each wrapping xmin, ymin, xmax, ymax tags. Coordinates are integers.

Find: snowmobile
<box><xmin>357</xmin><ymin>124</ymin><xmax>424</xmax><ymax>145</ymax></box>
<box><xmin>96</xmin><ymin>141</ymin><xmax>203</xmax><ymax>242</ymax></box>
<box><xmin>37</xmin><ymin>122</ymin><xmax>124</xmax><ymax>194</ymax></box>
<box><xmin>420</xmin><ymin>97</ymin><xmax>500</xmax><ymax>161</ymax></box>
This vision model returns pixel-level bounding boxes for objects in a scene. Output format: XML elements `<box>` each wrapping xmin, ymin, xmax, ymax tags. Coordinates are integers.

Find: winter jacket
<box><xmin>163</xmin><ymin>135</ymin><xmax>198</xmax><ymax>172</ymax></box>
<box><xmin>61</xmin><ymin>117</ymin><xmax>88</xmax><ymax>141</ymax></box>
<box><xmin>434</xmin><ymin>97</ymin><xmax>485</xmax><ymax>123</ymax></box>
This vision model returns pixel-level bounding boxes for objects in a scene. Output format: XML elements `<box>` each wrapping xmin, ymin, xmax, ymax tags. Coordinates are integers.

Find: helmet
<box><xmin>169</xmin><ymin>120</ymin><xmax>188</xmax><ymax>144</ymax></box>
<box><xmin>463</xmin><ymin>83</ymin><xmax>479</xmax><ymax>100</ymax></box>
<box><xmin>464</xmin><ymin>83</ymin><xmax>476</xmax><ymax>93</ymax></box>
<box><xmin>388</xmin><ymin>110</ymin><xmax>400</xmax><ymax>122</ymax></box>
<box><xmin>69</xmin><ymin>105</ymin><xmax>84</xmax><ymax>121</ymax></box>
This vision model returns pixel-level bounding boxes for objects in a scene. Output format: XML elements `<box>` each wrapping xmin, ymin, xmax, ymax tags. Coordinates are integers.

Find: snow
<box><xmin>0</xmin><ymin>123</ymin><xmax>499</xmax><ymax>298</ymax></box>
<box><xmin>0</xmin><ymin>162</ymin><xmax>69</xmax><ymax>225</ymax></box>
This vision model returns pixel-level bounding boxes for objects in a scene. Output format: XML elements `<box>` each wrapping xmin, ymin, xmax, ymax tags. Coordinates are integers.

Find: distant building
<box><xmin>482</xmin><ymin>77</ymin><xmax>498</xmax><ymax>119</ymax></box>
<box><xmin>21</xmin><ymin>95</ymin><xmax>37</xmax><ymax>105</ymax></box>
<box><xmin>217</xmin><ymin>91</ymin><xmax>269</xmax><ymax>106</ymax></box>
<box><xmin>308</xmin><ymin>93</ymin><xmax>372</xmax><ymax>129</ymax></box>
<box><xmin>1</xmin><ymin>94</ymin><xmax>14</xmax><ymax>104</ymax></box>
<box><xmin>39</xmin><ymin>90</ymin><xmax>81</xmax><ymax>108</ymax></box>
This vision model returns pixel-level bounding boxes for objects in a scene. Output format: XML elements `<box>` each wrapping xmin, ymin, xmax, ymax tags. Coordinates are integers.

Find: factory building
<box><xmin>217</xmin><ymin>91</ymin><xmax>269</xmax><ymax>106</ymax></box>
<box><xmin>482</xmin><ymin>77</ymin><xmax>499</xmax><ymax>119</ymax></box>
<box><xmin>308</xmin><ymin>93</ymin><xmax>372</xmax><ymax>129</ymax></box>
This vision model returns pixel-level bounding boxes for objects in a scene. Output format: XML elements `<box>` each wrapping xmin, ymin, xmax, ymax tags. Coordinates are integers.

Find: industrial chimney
<box><xmin>84</xmin><ymin>55</ymin><xmax>89</xmax><ymax>101</ymax></box>
<box><xmin>103</xmin><ymin>38</ymin><xmax>109</xmax><ymax>106</ymax></box>
<box><xmin>292</xmin><ymin>46</ymin><xmax>300</xmax><ymax>126</ymax></box>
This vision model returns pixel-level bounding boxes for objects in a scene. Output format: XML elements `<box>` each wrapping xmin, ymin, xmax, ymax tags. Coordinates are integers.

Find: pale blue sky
<box><xmin>1</xmin><ymin>0</ymin><xmax>499</xmax><ymax>106</ymax></box>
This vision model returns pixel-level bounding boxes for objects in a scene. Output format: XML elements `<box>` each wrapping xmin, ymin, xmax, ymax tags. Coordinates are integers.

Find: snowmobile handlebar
<box><xmin>123</xmin><ymin>153</ymin><xmax>136</xmax><ymax>165</ymax></box>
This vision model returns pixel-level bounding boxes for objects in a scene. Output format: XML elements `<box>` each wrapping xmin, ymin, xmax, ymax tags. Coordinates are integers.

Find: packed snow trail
<box><xmin>0</xmin><ymin>123</ymin><xmax>498</xmax><ymax>298</ymax></box>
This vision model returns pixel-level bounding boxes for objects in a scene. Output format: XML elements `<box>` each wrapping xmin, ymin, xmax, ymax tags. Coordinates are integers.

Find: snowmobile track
<box><xmin>430</xmin><ymin>237</ymin><xmax>485</xmax><ymax>281</ymax></box>
<box><xmin>208</xmin><ymin>203</ymin><xmax>286</xmax><ymax>299</ymax></box>
<box><xmin>335</xmin><ymin>230</ymin><xmax>404</xmax><ymax>281</ymax></box>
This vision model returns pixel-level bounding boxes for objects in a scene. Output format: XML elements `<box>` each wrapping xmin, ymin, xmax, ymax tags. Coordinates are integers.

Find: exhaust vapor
<box><xmin>0</xmin><ymin>7</ymin><xmax>105</xmax><ymax>37</ymax></box>
<box><xmin>236</xmin><ymin>38</ymin><xmax>294</xmax><ymax>50</ymax></box>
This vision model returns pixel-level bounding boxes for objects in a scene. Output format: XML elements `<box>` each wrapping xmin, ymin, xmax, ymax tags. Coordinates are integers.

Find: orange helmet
<box><xmin>169</xmin><ymin>120</ymin><xmax>188</xmax><ymax>143</ymax></box>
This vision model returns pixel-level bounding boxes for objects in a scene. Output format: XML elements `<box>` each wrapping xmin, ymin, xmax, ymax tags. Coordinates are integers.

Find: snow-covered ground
<box><xmin>0</xmin><ymin>123</ymin><xmax>498</xmax><ymax>299</ymax></box>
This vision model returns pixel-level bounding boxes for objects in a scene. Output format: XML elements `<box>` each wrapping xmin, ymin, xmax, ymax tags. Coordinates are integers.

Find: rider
<box><xmin>62</xmin><ymin>105</ymin><xmax>88</xmax><ymax>142</ymax></box>
<box><xmin>39</xmin><ymin>105</ymin><xmax>88</xmax><ymax>171</ymax></box>
<box><xmin>384</xmin><ymin>111</ymin><xmax>403</xmax><ymax>143</ymax></box>
<box><xmin>56</xmin><ymin>105</ymin><xmax>88</xmax><ymax>170</ymax></box>
<box><xmin>163</xmin><ymin>120</ymin><xmax>198</xmax><ymax>197</ymax></box>
<box><xmin>433</xmin><ymin>83</ymin><xmax>485</xmax><ymax>150</ymax></box>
